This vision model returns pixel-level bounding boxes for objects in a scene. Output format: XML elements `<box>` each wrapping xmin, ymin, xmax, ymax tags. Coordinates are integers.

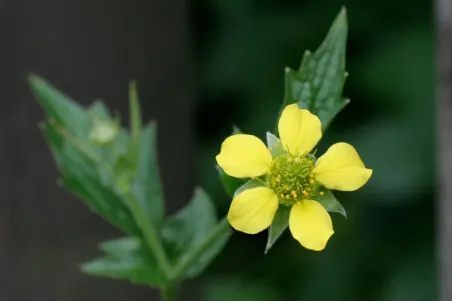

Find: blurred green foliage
<box><xmin>30</xmin><ymin>75</ymin><xmax>232</xmax><ymax>293</ymax></box>
<box><xmin>193</xmin><ymin>0</ymin><xmax>434</xmax><ymax>300</ymax></box>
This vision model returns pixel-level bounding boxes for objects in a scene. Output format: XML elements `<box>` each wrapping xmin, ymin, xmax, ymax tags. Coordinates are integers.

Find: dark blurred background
<box><xmin>0</xmin><ymin>0</ymin><xmax>435</xmax><ymax>300</ymax></box>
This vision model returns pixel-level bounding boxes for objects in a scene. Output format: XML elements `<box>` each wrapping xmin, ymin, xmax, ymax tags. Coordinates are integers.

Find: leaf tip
<box><xmin>27</xmin><ymin>72</ymin><xmax>40</xmax><ymax>84</ymax></box>
<box><xmin>335</xmin><ymin>6</ymin><xmax>348</xmax><ymax>29</ymax></box>
<box><xmin>340</xmin><ymin>6</ymin><xmax>347</xmax><ymax>17</ymax></box>
<box><xmin>232</xmin><ymin>125</ymin><xmax>242</xmax><ymax>135</ymax></box>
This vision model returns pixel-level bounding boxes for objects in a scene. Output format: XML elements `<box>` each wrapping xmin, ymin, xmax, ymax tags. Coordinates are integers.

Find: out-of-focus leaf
<box><xmin>114</xmin><ymin>155</ymin><xmax>137</xmax><ymax>193</ymax></box>
<box><xmin>129</xmin><ymin>81</ymin><xmax>142</xmax><ymax>144</ymax></box>
<box><xmin>161</xmin><ymin>188</ymin><xmax>231</xmax><ymax>278</ymax></box>
<box><xmin>41</xmin><ymin>122</ymin><xmax>139</xmax><ymax>235</ymax></box>
<box><xmin>316</xmin><ymin>188</ymin><xmax>347</xmax><ymax>218</ymax></box>
<box><xmin>131</xmin><ymin>122</ymin><xmax>164</xmax><ymax>228</ymax></box>
<box><xmin>216</xmin><ymin>166</ymin><xmax>247</xmax><ymax>197</ymax></box>
<box><xmin>29</xmin><ymin>74</ymin><xmax>90</xmax><ymax>137</ymax></box>
<box><xmin>88</xmin><ymin>100</ymin><xmax>110</xmax><ymax>118</ymax></box>
<box><xmin>283</xmin><ymin>8</ymin><xmax>349</xmax><ymax>131</ymax></box>
<box><xmin>232</xmin><ymin>125</ymin><xmax>242</xmax><ymax>135</ymax></box>
<box><xmin>81</xmin><ymin>237</ymin><xmax>167</xmax><ymax>287</ymax></box>
<box><xmin>265</xmin><ymin>205</ymin><xmax>291</xmax><ymax>254</ymax></box>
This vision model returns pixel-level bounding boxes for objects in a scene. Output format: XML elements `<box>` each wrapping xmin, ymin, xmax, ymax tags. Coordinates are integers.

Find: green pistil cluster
<box><xmin>267</xmin><ymin>151</ymin><xmax>322</xmax><ymax>206</ymax></box>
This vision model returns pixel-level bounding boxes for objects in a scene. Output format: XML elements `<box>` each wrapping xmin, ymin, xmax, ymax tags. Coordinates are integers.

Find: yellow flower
<box><xmin>216</xmin><ymin>104</ymin><xmax>372</xmax><ymax>251</ymax></box>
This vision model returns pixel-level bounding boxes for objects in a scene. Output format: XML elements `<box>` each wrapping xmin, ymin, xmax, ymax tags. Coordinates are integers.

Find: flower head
<box><xmin>216</xmin><ymin>104</ymin><xmax>372</xmax><ymax>251</ymax></box>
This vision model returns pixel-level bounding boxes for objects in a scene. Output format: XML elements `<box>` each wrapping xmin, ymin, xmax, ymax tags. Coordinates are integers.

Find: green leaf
<box><xmin>233</xmin><ymin>178</ymin><xmax>265</xmax><ymax>197</ymax></box>
<box><xmin>129</xmin><ymin>80</ymin><xmax>142</xmax><ymax>143</ymax></box>
<box><xmin>28</xmin><ymin>74</ymin><xmax>90</xmax><ymax>137</ymax></box>
<box><xmin>99</xmin><ymin>237</ymin><xmax>140</xmax><ymax>258</ymax></box>
<box><xmin>266</xmin><ymin>132</ymin><xmax>284</xmax><ymax>157</ymax></box>
<box><xmin>316</xmin><ymin>188</ymin><xmax>347</xmax><ymax>218</ymax></box>
<box><xmin>41</xmin><ymin>122</ymin><xmax>139</xmax><ymax>235</ymax></box>
<box><xmin>81</xmin><ymin>236</ymin><xmax>167</xmax><ymax>287</ymax></box>
<box><xmin>283</xmin><ymin>8</ymin><xmax>349</xmax><ymax>130</ymax></box>
<box><xmin>232</xmin><ymin>125</ymin><xmax>242</xmax><ymax>134</ymax></box>
<box><xmin>265</xmin><ymin>205</ymin><xmax>291</xmax><ymax>254</ymax></box>
<box><xmin>161</xmin><ymin>188</ymin><xmax>231</xmax><ymax>278</ymax></box>
<box><xmin>114</xmin><ymin>155</ymin><xmax>137</xmax><ymax>193</ymax></box>
<box><xmin>88</xmin><ymin>100</ymin><xmax>111</xmax><ymax>118</ymax></box>
<box><xmin>131</xmin><ymin>122</ymin><xmax>164</xmax><ymax>228</ymax></box>
<box><xmin>216</xmin><ymin>166</ymin><xmax>247</xmax><ymax>197</ymax></box>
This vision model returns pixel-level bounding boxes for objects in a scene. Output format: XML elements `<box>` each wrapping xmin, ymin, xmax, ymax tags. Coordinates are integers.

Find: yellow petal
<box><xmin>289</xmin><ymin>199</ymin><xmax>334</xmax><ymax>251</ymax></box>
<box><xmin>216</xmin><ymin>134</ymin><xmax>272</xmax><ymax>178</ymax></box>
<box><xmin>313</xmin><ymin>142</ymin><xmax>372</xmax><ymax>191</ymax></box>
<box><xmin>278</xmin><ymin>104</ymin><xmax>322</xmax><ymax>155</ymax></box>
<box><xmin>227</xmin><ymin>187</ymin><xmax>278</xmax><ymax>234</ymax></box>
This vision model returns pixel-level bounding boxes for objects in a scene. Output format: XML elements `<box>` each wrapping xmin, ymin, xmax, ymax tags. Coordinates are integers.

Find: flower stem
<box><xmin>160</xmin><ymin>285</ymin><xmax>177</xmax><ymax>301</ymax></box>
<box><xmin>53</xmin><ymin>124</ymin><xmax>172</xmax><ymax>279</ymax></box>
<box><xmin>126</xmin><ymin>193</ymin><xmax>172</xmax><ymax>278</ymax></box>
<box><xmin>170</xmin><ymin>216</ymin><xmax>231</xmax><ymax>282</ymax></box>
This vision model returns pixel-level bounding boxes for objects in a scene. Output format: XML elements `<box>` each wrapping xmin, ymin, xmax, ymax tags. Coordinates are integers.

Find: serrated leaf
<box><xmin>29</xmin><ymin>74</ymin><xmax>90</xmax><ymax>137</ymax></box>
<box><xmin>161</xmin><ymin>188</ymin><xmax>231</xmax><ymax>278</ymax></box>
<box><xmin>233</xmin><ymin>178</ymin><xmax>265</xmax><ymax>197</ymax></box>
<box><xmin>316</xmin><ymin>188</ymin><xmax>347</xmax><ymax>218</ymax></box>
<box><xmin>82</xmin><ymin>236</ymin><xmax>167</xmax><ymax>286</ymax></box>
<box><xmin>216</xmin><ymin>166</ymin><xmax>247</xmax><ymax>197</ymax></box>
<box><xmin>283</xmin><ymin>8</ymin><xmax>349</xmax><ymax>131</ymax></box>
<box><xmin>41</xmin><ymin>122</ymin><xmax>139</xmax><ymax>235</ymax></box>
<box><xmin>266</xmin><ymin>132</ymin><xmax>284</xmax><ymax>157</ymax></box>
<box><xmin>265</xmin><ymin>205</ymin><xmax>291</xmax><ymax>254</ymax></box>
<box><xmin>131</xmin><ymin>122</ymin><xmax>164</xmax><ymax>228</ymax></box>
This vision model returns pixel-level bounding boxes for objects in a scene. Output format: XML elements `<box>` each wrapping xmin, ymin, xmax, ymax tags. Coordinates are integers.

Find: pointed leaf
<box><xmin>88</xmin><ymin>100</ymin><xmax>111</xmax><ymax>118</ymax></box>
<box><xmin>82</xmin><ymin>236</ymin><xmax>167</xmax><ymax>286</ymax></box>
<box><xmin>265</xmin><ymin>205</ymin><xmax>291</xmax><ymax>253</ymax></box>
<box><xmin>266</xmin><ymin>132</ymin><xmax>284</xmax><ymax>158</ymax></box>
<box><xmin>41</xmin><ymin>122</ymin><xmax>139</xmax><ymax>235</ymax></box>
<box><xmin>232</xmin><ymin>125</ymin><xmax>242</xmax><ymax>135</ymax></box>
<box><xmin>29</xmin><ymin>74</ymin><xmax>90</xmax><ymax>137</ymax></box>
<box><xmin>99</xmin><ymin>237</ymin><xmax>141</xmax><ymax>258</ymax></box>
<box><xmin>129</xmin><ymin>80</ymin><xmax>142</xmax><ymax>143</ymax></box>
<box><xmin>316</xmin><ymin>188</ymin><xmax>347</xmax><ymax>218</ymax></box>
<box><xmin>161</xmin><ymin>188</ymin><xmax>231</xmax><ymax>278</ymax></box>
<box><xmin>233</xmin><ymin>178</ymin><xmax>265</xmax><ymax>197</ymax></box>
<box><xmin>283</xmin><ymin>8</ymin><xmax>349</xmax><ymax>130</ymax></box>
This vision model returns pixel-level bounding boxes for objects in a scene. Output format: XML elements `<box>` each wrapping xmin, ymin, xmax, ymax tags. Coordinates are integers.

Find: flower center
<box><xmin>267</xmin><ymin>151</ymin><xmax>321</xmax><ymax>206</ymax></box>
